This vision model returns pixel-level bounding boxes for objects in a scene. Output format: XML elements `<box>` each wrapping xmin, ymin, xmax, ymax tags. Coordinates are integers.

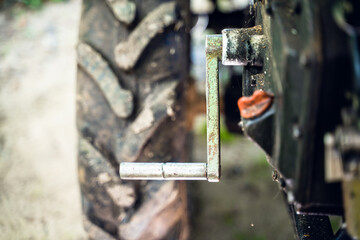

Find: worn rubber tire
<box><xmin>76</xmin><ymin>0</ymin><xmax>190</xmax><ymax>239</ymax></box>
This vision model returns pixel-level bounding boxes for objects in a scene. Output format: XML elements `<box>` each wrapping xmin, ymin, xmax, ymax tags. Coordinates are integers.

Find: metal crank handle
<box><xmin>119</xmin><ymin>35</ymin><xmax>222</xmax><ymax>182</ymax></box>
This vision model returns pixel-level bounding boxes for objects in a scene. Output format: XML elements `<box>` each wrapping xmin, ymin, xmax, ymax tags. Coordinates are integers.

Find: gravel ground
<box><xmin>0</xmin><ymin>1</ymin><xmax>293</xmax><ymax>239</ymax></box>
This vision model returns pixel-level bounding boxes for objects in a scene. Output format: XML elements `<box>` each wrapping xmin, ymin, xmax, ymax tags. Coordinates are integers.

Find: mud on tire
<box><xmin>76</xmin><ymin>0</ymin><xmax>190</xmax><ymax>239</ymax></box>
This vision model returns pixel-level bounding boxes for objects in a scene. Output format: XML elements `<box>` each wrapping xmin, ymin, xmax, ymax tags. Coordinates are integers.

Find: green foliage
<box><xmin>21</xmin><ymin>0</ymin><xmax>42</xmax><ymax>8</ymax></box>
<box><xmin>199</xmin><ymin>119</ymin><xmax>237</xmax><ymax>143</ymax></box>
<box><xmin>19</xmin><ymin>0</ymin><xmax>66</xmax><ymax>9</ymax></box>
<box><xmin>329</xmin><ymin>215</ymin><xmax>342</xmax><ymax>234</ymax></box>
<box><xmin>220</xmin><ymin>125</ymin><xmax>237</xmax><ymax>142</ymax></box>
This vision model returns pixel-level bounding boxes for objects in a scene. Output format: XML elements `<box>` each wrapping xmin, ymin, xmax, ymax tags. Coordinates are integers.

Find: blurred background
<box><xmin>0</xmin><ymin>0</ymin><xmax>293</xmax><ymax>239</ymax></box>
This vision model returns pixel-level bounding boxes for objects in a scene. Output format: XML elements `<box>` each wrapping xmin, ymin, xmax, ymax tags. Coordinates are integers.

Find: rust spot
<box><xmin>238</xmin><ymin>90</ymin><xmax>274</xmax><ymax>119</ymax></box>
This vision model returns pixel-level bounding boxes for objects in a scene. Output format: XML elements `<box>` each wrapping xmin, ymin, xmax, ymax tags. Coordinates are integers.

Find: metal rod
<box><xmin>120</xmin><ymin>162</ymin><xmax>207</xmax><ymax>180</ymax></box>
<box><xmin>206</xmin><ymin>35</ymin><xmax>222</xmax><ymax>182</ymax></box>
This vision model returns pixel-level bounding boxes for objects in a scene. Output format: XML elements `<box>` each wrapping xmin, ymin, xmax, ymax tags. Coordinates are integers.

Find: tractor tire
<box><xmin>76</xmin><ymin>0</ymin><xmax>190</xmax><ymax>239</ymax></box>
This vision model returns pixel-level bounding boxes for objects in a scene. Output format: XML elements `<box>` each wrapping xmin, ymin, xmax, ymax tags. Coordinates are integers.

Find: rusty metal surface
<box><xmin>222</xmin><ymin>26</ymin><xmax>264</xmax><ymax>66</ymax></box>
<box><xmin>206</xmin><ymin>34</ymin><xmax>222</xmax><ymax>182</ymax></box>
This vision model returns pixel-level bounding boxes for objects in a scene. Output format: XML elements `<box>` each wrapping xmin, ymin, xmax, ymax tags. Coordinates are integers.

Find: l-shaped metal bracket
<box><xmin>119</xmin><ymin>35</ymin><xmax>222</xmax><ymax>182</ymax></box>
